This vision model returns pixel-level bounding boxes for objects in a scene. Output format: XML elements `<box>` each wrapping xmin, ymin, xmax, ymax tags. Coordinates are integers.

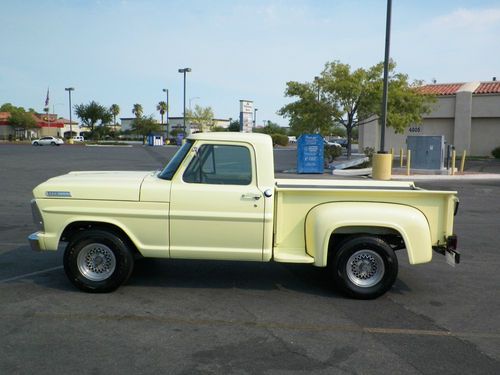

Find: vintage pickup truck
<box><xmin>28</xmin><ymin>133</ymin><xmax>460</xmax><ymax>299</ymax></box>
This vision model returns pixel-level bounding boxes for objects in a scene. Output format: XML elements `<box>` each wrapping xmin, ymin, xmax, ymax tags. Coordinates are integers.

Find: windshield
<box><xmin>158</xmin><ymin>140</ymin><xmax>194</xmax><ymax>180</ymax></box>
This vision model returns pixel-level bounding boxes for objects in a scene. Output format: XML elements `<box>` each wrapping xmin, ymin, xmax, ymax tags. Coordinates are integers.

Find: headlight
<box><xmin>31</xmin><ymin>199</ymin><xmax>44</xmax><ymax>231</ymax></box>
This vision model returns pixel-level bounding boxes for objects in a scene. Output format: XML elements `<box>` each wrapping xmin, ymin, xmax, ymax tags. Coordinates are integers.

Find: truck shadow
<box><xmin>129</xmin><ymin>258</ymin><xmax>339</xmax><ymax>298</ymax></box>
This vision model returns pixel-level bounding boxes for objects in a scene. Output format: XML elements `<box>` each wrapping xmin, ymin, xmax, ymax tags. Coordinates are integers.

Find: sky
<box><xmin>1</xmin><ymin>0</ymin><xmax>499</xmax><ymax>126</ymax></box>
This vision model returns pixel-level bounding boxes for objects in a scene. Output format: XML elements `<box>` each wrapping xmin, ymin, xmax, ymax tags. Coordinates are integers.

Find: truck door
<box><xmin>169</xmin><ymin>142</ymin><xmax>265</xmax><ymax>261</ymax></box>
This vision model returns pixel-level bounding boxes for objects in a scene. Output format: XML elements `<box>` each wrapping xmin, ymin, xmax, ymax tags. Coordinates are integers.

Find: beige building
<box><xmin>359</xmin><ymin>81</ymin><xmax>500</xmax><ymax>157</ymax></box>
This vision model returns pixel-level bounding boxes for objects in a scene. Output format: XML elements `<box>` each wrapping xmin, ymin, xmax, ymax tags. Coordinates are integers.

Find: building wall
<box><xmin>359</xmin><ymin>89</ymin><xmax>500</xmax><ymax>157</ymax></box>
<box><xmin>471</xmin><ymin>118</ymin><xmax>500</xmax><ymax>156</ymax></box>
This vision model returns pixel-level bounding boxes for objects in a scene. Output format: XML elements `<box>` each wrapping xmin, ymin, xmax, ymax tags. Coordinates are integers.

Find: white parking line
<box><xmin>0</xmin><ymin>266</ymin><xmax>63</xmax><ymax>283</ymax></box>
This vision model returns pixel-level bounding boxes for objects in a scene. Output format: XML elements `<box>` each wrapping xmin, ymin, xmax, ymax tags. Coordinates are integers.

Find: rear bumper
<box><xmin>433</xmin><ymin>235</ymin><xmax>460</xmax><ymax>264</ymax></box>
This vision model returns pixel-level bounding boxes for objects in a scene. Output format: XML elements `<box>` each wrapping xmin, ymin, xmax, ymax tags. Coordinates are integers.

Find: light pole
<box><xmin>253</xmin><ymin>108</ymin><xmax>258</xmax><ymax>129</ymax></box>
<box><xmin>65</xmin><ymin>87</ymin><xmax>75</xmax><ymax>143</ymax></box>
<box><xmin>314</xmin><ymin>76</ymin><xmax>320</xmax><ymax>101</ymax></box>
<box><xmin>162</xmin><ymin>88</ymin><xmax>169</xmax><ymax>138</ymax></box>
<box><xmin>372</xmin><ymin>0</ymin><xmax>393</xmax><ymax>180</ymax></box>
<box><xmin>178</xmin><ymin>67</ymin><xmax>191</xmax><ymax>135</ymax></box>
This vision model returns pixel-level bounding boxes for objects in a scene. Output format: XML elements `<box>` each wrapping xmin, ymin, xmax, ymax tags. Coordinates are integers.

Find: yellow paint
<box><xmin>406</xmin><ymin>150</ymin><xmax>411</xmax><ymax>176</ymax></box>
<box><xmin>460</xmin><ymin>150</ymin><xmax>466</xmax><ymax>173</ymax></box>
<box><xmin>372</xmin><ymin>153</ymin><xmax>392</xmax><ymax>180</ymax></box>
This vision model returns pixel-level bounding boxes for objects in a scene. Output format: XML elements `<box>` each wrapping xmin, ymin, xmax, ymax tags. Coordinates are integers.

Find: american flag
<box><xmin>44</xmin><ymin>88</ymin><xmax>49</xmax><ymax>107</ymax></box>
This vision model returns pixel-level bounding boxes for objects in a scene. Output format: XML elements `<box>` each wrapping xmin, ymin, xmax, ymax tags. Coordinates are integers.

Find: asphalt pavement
<box><xmin>0</xmin><ymin>143</ymin><xmax>499</xmax><ymax>374</ymax></box>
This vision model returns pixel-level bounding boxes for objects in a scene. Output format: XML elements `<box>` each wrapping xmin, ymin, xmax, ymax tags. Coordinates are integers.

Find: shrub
<box><xmin>492</xmin><ymin>147</ymin><xmax>500</xmax><ymax>159</ymax></box>
<box><xmin>271</xmin><ymin>134</ymin><xmax>289</xmax><ymax>147</ymax></box>
<box><xmin>324</xmin><ymin>144</ymin><xmax>343</xmax><ymax>163</ymax></box>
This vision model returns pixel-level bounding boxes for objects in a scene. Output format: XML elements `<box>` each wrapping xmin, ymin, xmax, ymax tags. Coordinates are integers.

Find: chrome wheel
<box><xmin>346</xmin><ymin>249</ymin><xmax>385</xmax><ymax>288</ymax></box>
<box><xmin>77</xmin><ymin>243</ymin><xmax>116</xmax><ymax>281</ymax></box>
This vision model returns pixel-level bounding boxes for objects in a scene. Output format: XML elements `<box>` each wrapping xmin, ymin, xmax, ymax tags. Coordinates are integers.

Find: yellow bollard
<box><xmin>372</xmin><ymin>153</ymin><xmax>393</xmax><ymax>180</ymax></box>
<box><xmin>406</xmin><ymin>150</ymin><xmax>411</xmax><ymax>176</ymax></box>
<box><xmin>399</xmin><ymin>148</ymin><xmax>403</xmax><ymax>168</ymax></box>
<box><xmin>460</xmin><ymin>150</ymin><xmax>467</xmax><ymax>173</ymax></box>
<box><xmin>451</xmin><ymin>149</ymin><xmax>456</xmax><ymax>175</ymax></box>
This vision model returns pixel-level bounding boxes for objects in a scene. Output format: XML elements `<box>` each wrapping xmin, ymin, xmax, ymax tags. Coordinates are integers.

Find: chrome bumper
<box><xmin>28</xmin><ymin>232</ymin><xmax>42</xmax><ymax>252</ymax></box>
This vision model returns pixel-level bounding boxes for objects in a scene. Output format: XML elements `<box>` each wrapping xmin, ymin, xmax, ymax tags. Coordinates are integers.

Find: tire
<box><xmin>50</xmin><ymin>142</ymin><xmax>56</xmax><ymax>146</ymax></box>
<box><xmin>33</xmin><ymin>142</ymin><xmax>39</xmax><ymax>146</ymax></box>
<box><xmin>63</xmin><ymin>229</ymin><xmax>134</xmax><ymax>293</ymax></box>
<box><xmin>330</xmin><ymin>236</ymin><xmax>398</xmax><ymax>299</ymax></box>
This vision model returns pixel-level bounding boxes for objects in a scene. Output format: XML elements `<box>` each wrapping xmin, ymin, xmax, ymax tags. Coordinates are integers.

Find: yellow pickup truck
<box><xmin>28</xmin><ymin>133</ymin><xmax>460</xmax><ymax>299</ymax></box>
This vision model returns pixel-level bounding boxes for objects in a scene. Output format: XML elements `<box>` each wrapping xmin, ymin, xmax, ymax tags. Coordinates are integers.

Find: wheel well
<box><xmin>328</xmin><ymin>226</ymin><xmax>406</xmax><ymax>253</ymax></box>
<box><xmin>61</xmin><ymin>221</ymin><xmax>140</xmax><ymax>255</ymax></box>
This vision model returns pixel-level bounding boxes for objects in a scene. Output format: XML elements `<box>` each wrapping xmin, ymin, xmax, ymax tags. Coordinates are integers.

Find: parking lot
<box><xmin>1</xmin><ymin>143</ymin><xmax>499</xmax><ymax>374</ymax></box>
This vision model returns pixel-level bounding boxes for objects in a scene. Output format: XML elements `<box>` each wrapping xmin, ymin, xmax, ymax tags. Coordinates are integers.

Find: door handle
<box><xmin>241</xmin><ymin>193</ymin><xmax>261</xmax><ymax>200</ymax></box>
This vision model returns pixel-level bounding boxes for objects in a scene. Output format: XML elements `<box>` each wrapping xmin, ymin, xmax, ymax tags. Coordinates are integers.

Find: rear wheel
<box><xmin>330</xmin><ymin>236</ymin><xmax>398</xmax><ymax>299</ymax></box>
<box><xmin>64</xmin><ymin>229</ymin><xmax>134</xmax><ymax>293</ymax></box>
<box><xmin>33</xmin><ymin>141</ymin><xmax>39</xmax><ymax>146</ymax></box>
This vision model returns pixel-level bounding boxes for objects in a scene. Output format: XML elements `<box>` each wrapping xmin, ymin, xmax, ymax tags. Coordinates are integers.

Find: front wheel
<box><xmin>330</xmin><ymin>236</ymin><xmax>398</xmax><ymax>299</ymax></box>
<box><xmin>64</xmin><ymin>229</ymin><xmax>134</xmax><ymax>293</ymax></box>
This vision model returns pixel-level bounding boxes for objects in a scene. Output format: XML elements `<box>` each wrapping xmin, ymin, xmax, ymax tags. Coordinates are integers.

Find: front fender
<box><xmin>305</xmin><ymin>202</ymin><xmax>432</xmax><ymax>267</ymax></box>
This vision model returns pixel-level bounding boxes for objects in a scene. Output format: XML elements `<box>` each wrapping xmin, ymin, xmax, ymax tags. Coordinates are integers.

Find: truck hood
<box><xmin>33</xmin><ymin>171</ymin><xmax>153</xmax><ymax>201</ymax></box>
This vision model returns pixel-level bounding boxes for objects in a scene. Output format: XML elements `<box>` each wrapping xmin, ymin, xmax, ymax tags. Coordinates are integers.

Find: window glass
<box><xmin>183</xmin><ymin>144</ymin><xmax>252</xmax><ymax>185</ymax></box>
<box><xmin>158</xmin><ymin>140</ymin><xmax>193</xmax><ymax>180</ymax></box>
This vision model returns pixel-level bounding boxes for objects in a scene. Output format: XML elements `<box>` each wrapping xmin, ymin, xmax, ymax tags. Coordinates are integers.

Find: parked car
<box><xmin>72</xmin><ymin>136</ymin><xmax>84</xmax><ymax>142</ymax></box>
<box><xmin>32</xmin><ymin>136</ymin><xmax>64</xmax><ymax>146</ymax></box>
<box><xmin>324</xmin><ymin>138</ymin><xmax>341</xmax><ymax>148</ymax></box>
<box><xmin>288</xmin><ymin>136</ymin><xmax>297</xmax><ymax>143</ymax></box>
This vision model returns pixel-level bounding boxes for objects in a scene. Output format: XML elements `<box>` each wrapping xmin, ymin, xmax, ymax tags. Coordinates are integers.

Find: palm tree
<box><xmin>132</xmin><ymin>103</ymin><xmax>143</xmax><ymax>119</ymax></box>
<box><xmin>156</xmin><ymin>101</ymin><xmax>167</xmax><ymax>133</ymax></box>
<box><xmin>109</xmin><ymin>104</ymin><xmax>120</xmax><ymax>126</ymax></box>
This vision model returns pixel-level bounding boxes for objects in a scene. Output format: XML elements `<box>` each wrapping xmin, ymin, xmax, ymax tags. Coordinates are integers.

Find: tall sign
<box><xmin>239</xmin><ymin>100</ymin><xmax>253</xmax><ymax>133</ymax></box>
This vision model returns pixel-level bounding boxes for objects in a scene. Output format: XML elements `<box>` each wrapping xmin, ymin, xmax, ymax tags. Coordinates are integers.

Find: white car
<box><xmin>324</xmin><ymin>139</ymin><xmax>341</xmax><ymax>148</ymax></box>
<box><xmin>32</xmin><ymin>136</ymin><xmax>64</xmax><ymax>146</ymax></box>
<box><xmin>72</xmin><ymin>136</ymin><xmax>84</xmax><ymax>142</ymax></box>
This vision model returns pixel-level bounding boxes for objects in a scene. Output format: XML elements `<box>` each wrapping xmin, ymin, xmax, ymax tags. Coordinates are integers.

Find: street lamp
<box><xmin>65</xmin><ymin>87</ymin><xmax>75</xmax><ymax>143</ymax></box>
<box><xmin>253</xmin><ymin>108</ymin><xmax>258</xmax><ymax>128</ymax></box>
<box><xmin>178</xmin><ymin>67</ymin><xmax>191</xmax><ymax>135</ymax></box>
<box><xmin>162</xmin><ymin>88</ymin><xmax>169</xmax><ymax>138</ymax></box>
<box><xmin>314</xmin><ymin>76</ymin><xmax>320</xmax><ymax>101</ymax></box>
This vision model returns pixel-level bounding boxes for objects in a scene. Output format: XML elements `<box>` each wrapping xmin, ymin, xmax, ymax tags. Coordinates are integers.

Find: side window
<box><xmin>183</xmin><ymin>144</ymin><xmax>252</xmax><ymax>185</ymax></box>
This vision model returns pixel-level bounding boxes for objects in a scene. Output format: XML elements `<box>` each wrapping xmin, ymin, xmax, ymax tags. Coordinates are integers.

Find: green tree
<box><xmin>110</xmin><ymin>104</ymin><xmax>120</xmax><ymax>125</ymax></box>
<box><xmin>227</xmin><ymin>120</ymin><xmax>240</xmax><ymax>132</ymax></box>
<box><xmin>131</xmin><ymin>115</ymin><xmax>161</xmax><ymax>144</ymax></box>
<box><xmin>280</xmin><ymin>60</ymin><xmax>434</xmax><ymax>158</ymax></box>
<box><xmin>156</xmin><ymin>101</ymin><xmax>167</xmax><ymax>126</ymax></box>
<box><xmin>253</xmin><ymin>121</ymin><xmax>287</xmax><ymax>135</ymax></box>
<box><xmin>132</xmin><ymin>103</ymin><xmax>143</xmax><ymax>119</ymax></box>
<box><xmin>74</xmin><ymin>101</ymin><xmax>112</xmax><ymax>138</ymax></box>
<box><xmin>186</xmin><ymin>104</ymin><xmax>215</xmax><ymax>132</ymax></box>
<box><xmin>0</xmin><ymin>103</ymin><xmax>37</xmax><ymax>138</ymax></box>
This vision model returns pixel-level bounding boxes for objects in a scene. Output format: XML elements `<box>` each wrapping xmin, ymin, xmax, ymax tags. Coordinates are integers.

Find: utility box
<box><xmin>297</xmin><ymin>134</ymin><xmax>324</xmax><ymax>174</ymax></box>
<box><xmin>406</xmin><ymin>135</ymin><xmax>445</xmax><ymax>170</ymax></box>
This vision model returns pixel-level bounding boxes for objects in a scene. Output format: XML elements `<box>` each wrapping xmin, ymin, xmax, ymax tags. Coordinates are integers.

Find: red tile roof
<box><xmin>416</xmin><ymin>83</ymin><xmax>463</xmax><ymax>96</ymax></box>
<box><xmin>474</xmin><ymin>82</ymin><xmax>500</xmax><ymax>94</ymax></box>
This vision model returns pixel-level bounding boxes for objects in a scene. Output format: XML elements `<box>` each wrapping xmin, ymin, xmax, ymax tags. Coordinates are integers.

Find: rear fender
<box><xmin>305</xmin><ymin>202</ymin><xmax>432</xmax><ymax>267</ymax></box>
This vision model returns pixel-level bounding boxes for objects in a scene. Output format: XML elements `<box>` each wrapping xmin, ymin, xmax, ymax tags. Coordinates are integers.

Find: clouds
<box><xmin>430</xmin><ymin>7</ymin><xmax>500</xmax><ymax>31</ymax></box>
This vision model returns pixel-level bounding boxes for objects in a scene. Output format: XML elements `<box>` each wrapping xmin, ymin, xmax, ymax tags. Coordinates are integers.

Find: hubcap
<box><xmin>77</xmin><ymin>243</ymin><xmax>116</xmax><ymax>281</ymax></box>
<box><xmin>346</xmin><ymin>249</ymin><xmax>385</xmax><ymax>287</ymax></box>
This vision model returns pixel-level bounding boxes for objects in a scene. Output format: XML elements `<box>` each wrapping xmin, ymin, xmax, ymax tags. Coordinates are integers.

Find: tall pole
<box><xmin>162</xmin><ymin>88</ymin><xmax>169</xmax><ymax>138</ymax></box>
<box><xmin>379</xmin><ymin>0</ymin><xmax>392</xmax><ymax>153</ymax></box>
<box><xmin>253</xmin><ymin>108</ymin><xmax>258</xmax><ymax>129</ymax></box>
<box><xmin>314</xmin><ymin>76</ymin><xmax>320</xmax><ymax>101</ymax></box>
<box><xmin>178</xmin><ymin>68</ymin><xmax>191</xmax><ymax>135</ymax></box>
<box><xmin>65</xmin><ymin>87</ymin><xmax>74</xmax><ymax>142</ymax></box>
